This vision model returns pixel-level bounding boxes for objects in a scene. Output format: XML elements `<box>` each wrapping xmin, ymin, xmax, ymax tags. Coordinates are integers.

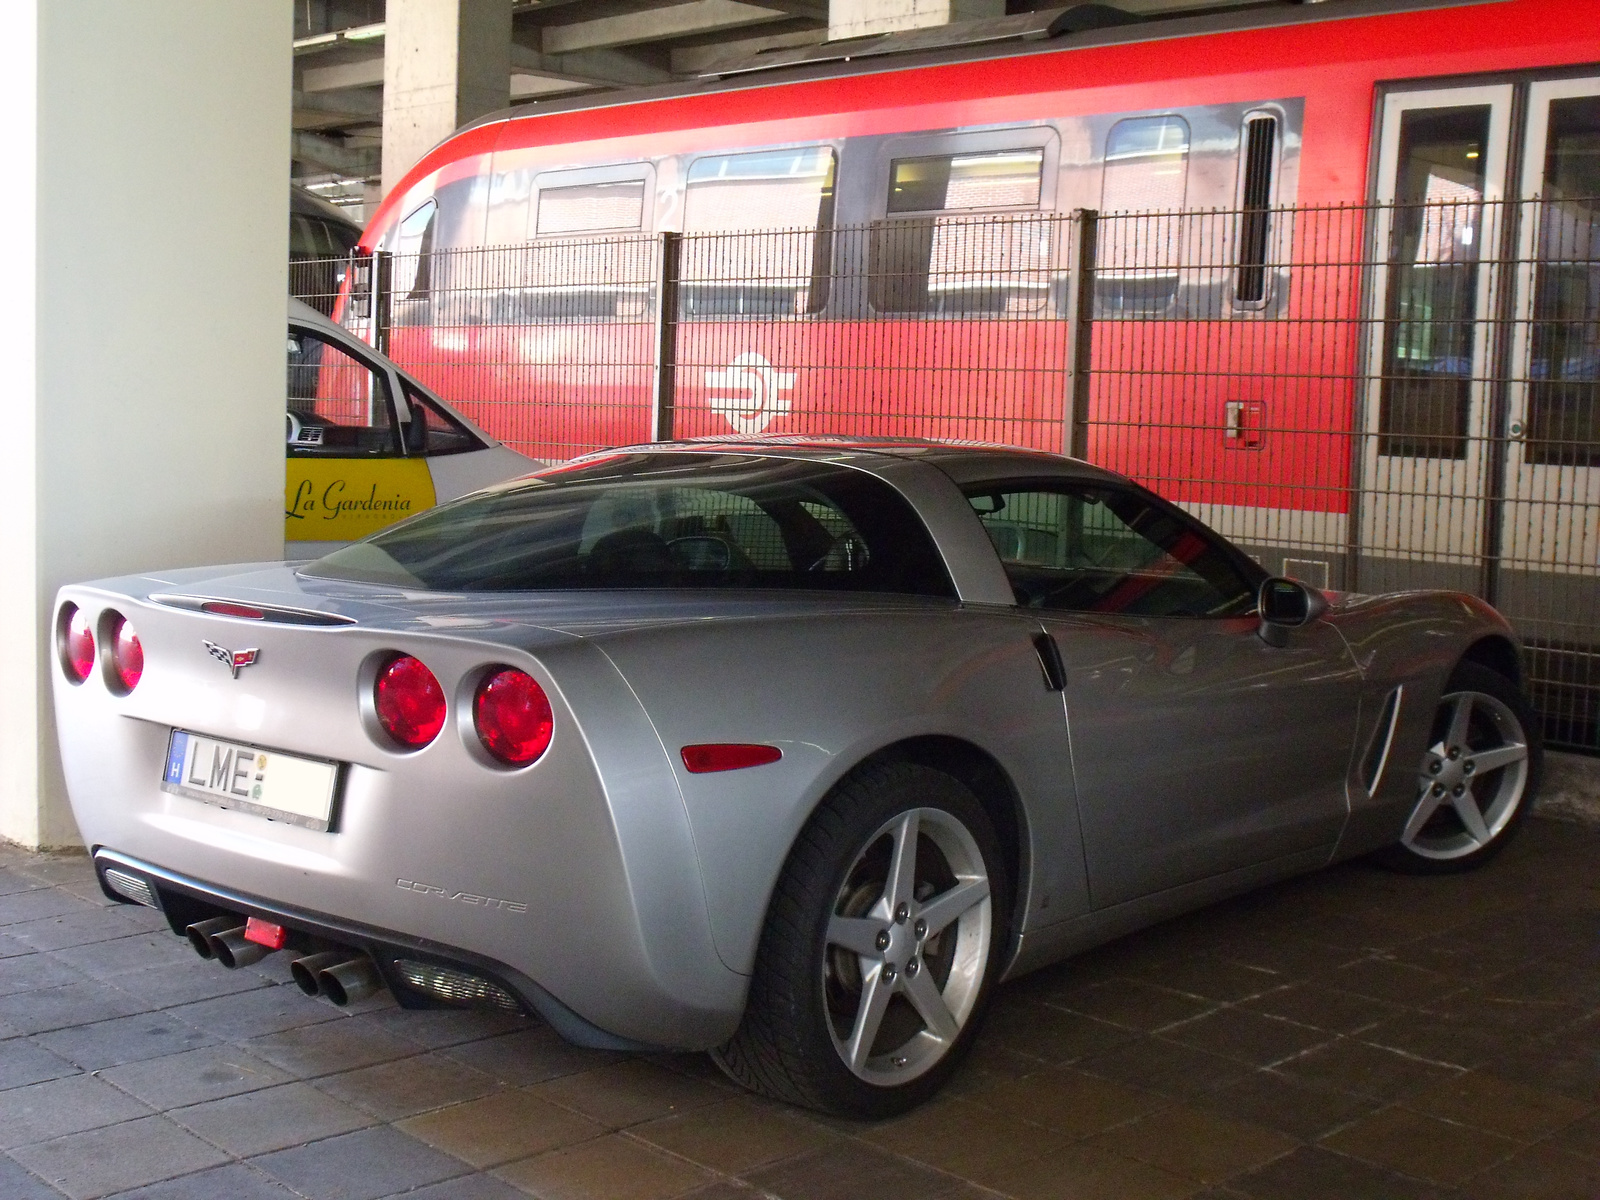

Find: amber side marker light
<box><xmin>682</xmin><ymin>744</ymin><xmax>783</xmax><ymax>773</ymax></box>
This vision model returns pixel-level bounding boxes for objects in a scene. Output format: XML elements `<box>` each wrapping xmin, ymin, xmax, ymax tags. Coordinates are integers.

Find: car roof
<box><xmin>573</xmin><ymin>435</ymin><xmax>1128</xmax><ymax>487</ymax></box>
<box><xmin>288</xmin><ymin>295</ymin><xmax>348</xmax><ymax>334</ymax></box>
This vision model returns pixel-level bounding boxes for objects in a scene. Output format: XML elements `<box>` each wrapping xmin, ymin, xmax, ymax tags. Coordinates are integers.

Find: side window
<box><xmin>1097</xmin><ymin>115</ymin><xmax>1191</xmax><ymax>316</ymax></box>
<box><xmin>536</xmin><ymin>179</ymin><xmax>647</xmax><ymax>236</ymax></box>
<box><xmin>963</xmin><ymin>482</ymin><xmax>1256</xmax><ymax>617</ymax></box>
<box><xmin>681</xmin><ymin>146</ymin><xmax>837</xmax><ymax>316</ymax></box>
<box><xmin>286</xmin><ymin>330</ymin><xmax>399</xmax><ymax>458</ymax></box>
<box><xmin>400</xmin><ymin>382</ymin><xmax>486</xmax><ymax>457</ymax></box>
<box><xmin>872</xmin><ymin>146</ymin><xmax>1050</xmax><ymax>314</ymax></box>
<box><xmin>391</xmin><ymin>199</ymin><xmax>437</xmax><ymax>300</ymax></box>
<box><xmin>517</xmin><ymin>169</ymin><xmax>654</xmax><ymax>322</ymax></box>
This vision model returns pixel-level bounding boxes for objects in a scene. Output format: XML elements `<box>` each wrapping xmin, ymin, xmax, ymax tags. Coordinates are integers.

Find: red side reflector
<box><xmin>681</xmin><ymin>743</ymin><xmax>782</xmax><ymax>774</ymax></box>
<box><xmin>244</xmin><ymin>917</ymin><xmax>288</xmax><ymax>949</ymax></box>
<box><xmin>202</xmin><ymin>601</ymin><xmax>265</xmax><ymax>620</ymax></box>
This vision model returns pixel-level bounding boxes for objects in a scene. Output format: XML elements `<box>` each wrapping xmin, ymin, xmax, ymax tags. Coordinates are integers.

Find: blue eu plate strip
<box><xmin>164</xmin><ymin>732</ymin><xmax>188</xmax><ymax>785</ymax></box>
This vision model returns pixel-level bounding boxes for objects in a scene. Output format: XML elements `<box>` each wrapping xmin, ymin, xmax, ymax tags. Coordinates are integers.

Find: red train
<box><xmin>351</xmin><ymin>0</ymin><xmax>1600</xmax><ymax>601</ymax></box>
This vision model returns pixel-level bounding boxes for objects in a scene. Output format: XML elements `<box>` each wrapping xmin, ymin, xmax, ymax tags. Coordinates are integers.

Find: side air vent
<box><xmin>393</xmin><ymin>959</ymin><xmax>524</xmax><ymax>1012</ymax></box>
<box><xmin>103</xmin><ymin>868</ymin><xmax>159</xmax><ymax>909</ymax></box>
<box><xmin>1235</xmin><ymin>113</ymin><xmax>1278</xmax><ymax>305</ymax></box>
<box><xmin>1360</xmin><ymin>686</ymin><xmax>1404</xmax><ymax>797</ymax></box>
<box><xmin>149</xmin><ymin>594</ymin><xmax>357</xmax><ymax>627</ymax></box>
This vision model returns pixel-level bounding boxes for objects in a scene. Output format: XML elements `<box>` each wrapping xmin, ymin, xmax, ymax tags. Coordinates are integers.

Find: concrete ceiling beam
<box><xmin>670</xmin><ymin>25</ymin><xmax>826</xmax><ymax>74</ymax></box>
<box><xmin>292</xmin><ymin>130</ymin><xmax>381</xmax><ymax>176</ymax></box>
<box><xmin>301</xmin><ymin>54</ymin><xmax>385</xmax><ymax>92</ymax></box>
<box><xmin>508</xmin><ymin>42</ymin><xmax>671</xmax><ymax>87</ymax></box>
<box><xmin>539</xmin><ymin>1</ymin><xmax>795</xmax><ymax>55</ymax></box>
<box><xmin>292</xmin><ymin>89</ymin><xmax>383</xmax><ymax>130</ymax></box>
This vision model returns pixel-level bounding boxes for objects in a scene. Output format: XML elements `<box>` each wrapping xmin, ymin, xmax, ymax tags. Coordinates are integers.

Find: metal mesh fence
<box><xmin>291</xmin><ymin>197</ymin><xmax>1599</xmax><ymax>751</ymax></box>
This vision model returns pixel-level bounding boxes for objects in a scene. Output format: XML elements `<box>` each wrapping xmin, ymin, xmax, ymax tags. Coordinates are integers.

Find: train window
<box><xmin>681</xmin><ymin>146</ymin><xmax>837</xmax><ymax>316</ymax></box>
<box><xmin>1102</xmin><ymin>117</ymin><xmax>1190</xmax><ymax>212</ymax></box>
<box><xmin>506</xmin><ymin>167</ymin><xmax>655</xmax><ymax>323</ymax></box>
<box><xmin>391</xmin><ymin>199</ymin><xmax>437</xmax><ymax>301</ymax></box>
<box><xmin>872</xmin><ymin>147</ymin><xmax>1050</xmax><ymax>315</ymax></box>
<box><xmin>1526</xmin><ymin>95</ymin><xmax>1600</xmax><ymax>467</ymax></box>
<box><xmin>1377</xmin><ymin>106</ymin><xmax>1491</xmax><ymax>458</ymax></box>
<box><xmin>1235</xmin><ymin>114</ymin><xmax>1279</xmax><ymax>306</ymax></box>
<box><xmin>1097</xmin><ymin>116</ymin><xmax>1190</xmax><ymax>316</ymax></box>
<box><xmin>536</xmin><ymin>180</ymin><xmax>647</xmax><ymax>236</ymax></box>
<box><xmin>885</xmin><ymin>148</ymin><xmax>1044</xmax><ymax>213</ymax></box>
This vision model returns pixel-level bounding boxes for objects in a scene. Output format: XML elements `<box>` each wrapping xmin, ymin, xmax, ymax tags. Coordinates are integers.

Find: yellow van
<box><xmin>286</xmin><ymin>298</ymin><xmax>532</xmax><ymax>555</ymax></box>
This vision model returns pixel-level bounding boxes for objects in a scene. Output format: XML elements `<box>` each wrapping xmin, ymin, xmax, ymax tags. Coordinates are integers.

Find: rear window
<box><xmin>301</xmin><ymin>453</ymin><xmax>956</xmax><ymax>597</ymax></box>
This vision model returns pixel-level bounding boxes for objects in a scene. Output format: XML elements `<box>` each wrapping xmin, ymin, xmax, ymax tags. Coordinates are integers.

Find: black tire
<box><xmin>1374</xmin><ymin>661</ymin><xmax>1542</xmax><ymax>875</ymax></box>
<box><xmin>712</xmin><ymin>760</ymin><xmax>1010</xmax><ymax>1118</ymax></box>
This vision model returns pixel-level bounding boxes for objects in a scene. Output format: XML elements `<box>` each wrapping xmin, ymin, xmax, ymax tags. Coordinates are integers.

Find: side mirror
<box><xmin>1257</xmin><ymin>577</ymin><xmax>1326</xmax><ymax>646</ymax></box>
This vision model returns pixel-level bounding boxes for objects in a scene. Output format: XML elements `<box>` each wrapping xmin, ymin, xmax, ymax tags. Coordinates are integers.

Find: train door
<box><xmin>1359</xmin><ymin>85</ymin><xmax>1514</xmax><ymax>593</ymax></box>
<box><xmin>1497</xmin><ymin>78</ymin><xmax>1600</xmax><ymax>653</ymax></box>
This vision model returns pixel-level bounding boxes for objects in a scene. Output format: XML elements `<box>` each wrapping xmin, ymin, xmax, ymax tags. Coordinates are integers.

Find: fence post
<box><xmin>652</xmin><ymin>232</ymin><xmax>682</xmax><ymax>442</ymax></box>
<box><xmin>371</xmin><ymin>249</ymin><xmax>393</xmax><ymax>358</ymax></box>
<box><xmin>1064</xmin><ymin>209</ymin><xmax>1098</xmax><ymax>460</ymax></box>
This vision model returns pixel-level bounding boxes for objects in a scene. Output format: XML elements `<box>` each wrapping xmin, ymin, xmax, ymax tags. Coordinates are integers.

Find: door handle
<box><xmin>1032</xmin><ymin>632</ymin><xmax>1066</xmax><ymax>692</ymax></box>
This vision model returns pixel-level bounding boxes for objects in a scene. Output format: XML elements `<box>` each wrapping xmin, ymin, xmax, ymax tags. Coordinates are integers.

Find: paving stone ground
<box><xmin>1</xmin><ymin>817</ymin><xmax>1597</xmax><ymax>1199</ymax></box>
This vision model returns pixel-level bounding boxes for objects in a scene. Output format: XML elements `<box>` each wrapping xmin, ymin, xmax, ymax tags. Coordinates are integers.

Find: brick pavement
<box><xmin>0</xmin><ymin>818</ymin><xmax>1597</xmax><ymax>1199</ymax></box>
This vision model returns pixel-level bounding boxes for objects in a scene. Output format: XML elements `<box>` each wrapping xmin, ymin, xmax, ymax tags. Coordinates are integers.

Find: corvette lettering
<box><xmin>203</xmin><ymin>640</ymin><xmax>259</xmax><ymax>678</ymax></box>
<box><xmin>396</xmin><ymin>878</ymin><xmax>528</xmax><ymax>913</ymax></box>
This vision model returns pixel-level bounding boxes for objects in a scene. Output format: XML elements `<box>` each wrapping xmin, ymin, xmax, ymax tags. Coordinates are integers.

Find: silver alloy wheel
<box><xmin>1404</xmin><ymin>687</ymin><xmax>1531</xmax><ymax>861</ymax></box>
<box><xmin>822</xmin><ymin>806</ymin><xmax>992</xmax><ymax>1086</ymax></box>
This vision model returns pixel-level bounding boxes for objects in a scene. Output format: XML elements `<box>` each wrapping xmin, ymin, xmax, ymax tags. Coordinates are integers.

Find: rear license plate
<box><xmin>161</xmin><ymin>730</ymin><xmax>339</xmax><ymax>832</ymax></box>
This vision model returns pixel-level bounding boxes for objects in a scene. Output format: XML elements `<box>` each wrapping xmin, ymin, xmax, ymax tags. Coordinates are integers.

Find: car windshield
<box><xmin>300</xmin><ymin>452</ymin><xmax>957</xmax><ymax>597</ymax></box>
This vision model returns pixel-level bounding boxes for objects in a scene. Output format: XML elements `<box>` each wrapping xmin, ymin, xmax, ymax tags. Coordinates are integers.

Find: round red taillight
<box><xmin>61</xmin><ymin>604</ymin><xmax>95</xmax><ymax>683</ymax></box>
<box><xmin>108</xmin><ymin>613</ymin><xmax>144</xmax><ymax>692</ymax></box>
<box><xmin>474</xmin><ymin>668</ymin><xmax>553</xmax><ymax>766</ymax></box>
<box><xmin>374</xmin><ymin>655</ymin><xmax>446</xmax><ymax>749</ymax></box>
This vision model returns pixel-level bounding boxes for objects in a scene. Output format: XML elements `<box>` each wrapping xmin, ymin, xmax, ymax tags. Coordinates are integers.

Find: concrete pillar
<box><xmin>830</xmin><ymin>0</ymin><xmax>1003</xmax><ymax>39</ymax></box>
<box><xmin>0</xmin><ymin>2</ymin><xmax>290</xmax><ymax>848</ymax></box>
<box><xmin>383</xmin><ymin>0</ymin><xmax>511</xmax><ymax>196</ymax></box>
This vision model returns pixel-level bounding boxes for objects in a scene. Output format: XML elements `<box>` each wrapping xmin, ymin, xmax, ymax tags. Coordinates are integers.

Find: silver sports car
<box><xmin>52</xmin><ymin>439</ymin><xmax>1541</xmax><ymax>1117</ymax></box>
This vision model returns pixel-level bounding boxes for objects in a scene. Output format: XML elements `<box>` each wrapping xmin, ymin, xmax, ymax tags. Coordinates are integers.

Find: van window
<box><xmin>287</xmin><ymin>330</ymin><xmax>398</xmax><ymax>458</ymax></box>
<box><xmin>681</xmin><ymin>147</ymin><xmax>837</xmax><ymax>316</ymax></box>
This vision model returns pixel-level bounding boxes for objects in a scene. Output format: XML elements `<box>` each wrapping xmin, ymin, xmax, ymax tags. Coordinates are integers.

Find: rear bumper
<box><xmin>94</xmin><ymin>847</ymin><xmax>662</xmax><ymax>1052</ymax></box>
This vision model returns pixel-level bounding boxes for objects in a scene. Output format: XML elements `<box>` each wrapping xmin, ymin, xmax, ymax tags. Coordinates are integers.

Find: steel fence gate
<box><xmin>291</xmin><ymin>196</ymin><xmax>1599</xmax><ymax>752</ymax></box>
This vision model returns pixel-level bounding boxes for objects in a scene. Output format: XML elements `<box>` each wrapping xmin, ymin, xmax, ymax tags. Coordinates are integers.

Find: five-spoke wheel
<box><xmin>714</xmin><ymin>761</ymin><xmax>1008</xmax><ymax>1117</ymax></box>
<box><xmin>1379</xmin><ymin>662</ymin><xmax>1541</xmax><ymax>873</ymax></box>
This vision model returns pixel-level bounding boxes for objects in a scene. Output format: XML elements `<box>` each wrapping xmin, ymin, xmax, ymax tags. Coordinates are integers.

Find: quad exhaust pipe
<box><xmin>291</xmin><ymin>952</ymin><xmax>382</xmax><ymax>1006</ymax></box>
<box><xmin>184</xmin><ymin>916</ymin><xmax>382</xmax><ymax>1005</ymax></box>
<box><xmin>184</xmin><ymin>917</ymin><xmax>272</xmax><ymax>968</ymax></box>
